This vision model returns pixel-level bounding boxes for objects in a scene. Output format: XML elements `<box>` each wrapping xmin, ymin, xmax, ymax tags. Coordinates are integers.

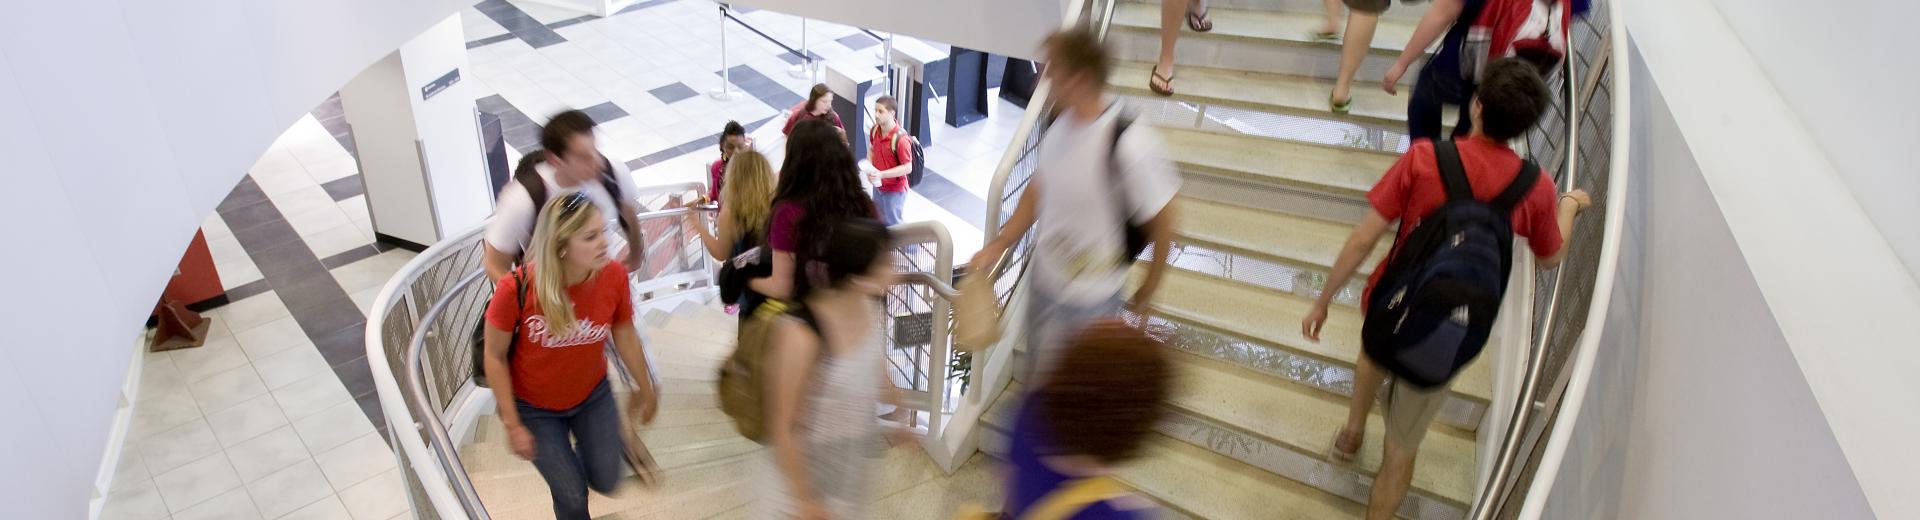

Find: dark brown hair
<box><xmin>1037</xmin><ymin>321</ymin><xmax>1172</xmax><ymax>464</ymax></box>
<box><xmin>873</xmin><ymin>95</ymin><xmax>898</xmax><ymax>114</ymax></box>
<box><xmin>541</xmin><ymin>109</ymin><xmax>598</xmax><ymax>158</ymax></box>
<box><xmin>1042</xmin><ymin>28</ymin><xmax>1112</xmax><ymax>86</ymax></box>
<box><xmin>1475</xmin><ymin>58</ymin><xmax>1552</xmax><ymax>141</ymax></box>
<box><xmin>806</xmin><ymin>83</ymin><xmax>832</xmax><ymax>113</ymax></box>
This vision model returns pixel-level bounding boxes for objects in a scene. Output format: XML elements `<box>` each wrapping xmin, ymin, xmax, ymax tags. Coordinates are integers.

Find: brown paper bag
<box><xmin>954</xmin><ymin>272</ymin><xmax>1003</xmax><ymax>353</ymax></box>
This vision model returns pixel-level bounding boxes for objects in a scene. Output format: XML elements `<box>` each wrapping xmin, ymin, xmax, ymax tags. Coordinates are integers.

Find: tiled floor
<box><xmin>109</xmin><ymin>1</ymin><xmax>1031</xmax><ymax>518</ymax></box>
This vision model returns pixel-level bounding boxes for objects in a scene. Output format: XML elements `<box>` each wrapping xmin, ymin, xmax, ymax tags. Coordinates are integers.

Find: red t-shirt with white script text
<box><xmin>485</xmin><ymin>261</ymin><xmax>633</xmax><ymax>410</ymax></box>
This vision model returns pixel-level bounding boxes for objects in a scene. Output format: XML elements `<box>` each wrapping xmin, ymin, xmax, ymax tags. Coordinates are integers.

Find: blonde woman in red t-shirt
<box><xmin>481</xmin><ymin>192</ymin><xmax>659</xmax><ymax>520</ymax></box>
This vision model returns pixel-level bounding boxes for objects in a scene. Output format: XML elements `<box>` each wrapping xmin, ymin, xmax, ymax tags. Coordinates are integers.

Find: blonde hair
<box><xmin>525</xmin><ymin>194</ymin><xmax>603</xmax><ymax>339</ymax></box>
<box><xmin>720</xmin><ymin>151</ymin><xmax>775</xmax><ymax>241</ymax></box>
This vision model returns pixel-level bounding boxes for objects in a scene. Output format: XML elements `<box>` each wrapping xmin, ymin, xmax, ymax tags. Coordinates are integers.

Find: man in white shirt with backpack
<box><xmin>483</xmin><ymin>110</ymin><xmax>645</xmax><ymax>282</ymax></box>
<box><xmin>971</xmin><ymin>28</ymin><xmax>1181</xmax><ymax>377</ymax></box>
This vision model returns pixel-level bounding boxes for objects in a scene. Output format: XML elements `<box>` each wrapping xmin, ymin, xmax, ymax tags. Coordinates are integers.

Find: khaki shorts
<box><xmin>1383</xmin><ymin>376</ymin><xmax>1450</xmax><ymax>449</ymax></box>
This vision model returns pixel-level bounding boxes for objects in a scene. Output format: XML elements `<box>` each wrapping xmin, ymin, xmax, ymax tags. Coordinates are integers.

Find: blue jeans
<box><xmin>516</xmin><ymin>379</ymin><xmax>625</xmax><ymax>520</ymax></box>
<box><xmin>1407</xmin><ymin>64</ymin><xmax>1476</xmax><ymax>142</ymax></box>
<box><xmin>873</xmin><ymin>188</ymin><xmax>906</xmax><ymax>227</ymax></box>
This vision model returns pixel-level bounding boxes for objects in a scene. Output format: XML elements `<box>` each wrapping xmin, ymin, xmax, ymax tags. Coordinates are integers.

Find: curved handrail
<box><xmin>404</xmin><ymin>269</ymin><xmax>493</xmax><ymax>520</ymax></box>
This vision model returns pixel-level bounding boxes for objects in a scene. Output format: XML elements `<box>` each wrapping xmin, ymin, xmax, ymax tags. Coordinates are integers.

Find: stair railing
<box><xmin>368</xmin><ymin>183</ymin><xmax>710</xmax><ymax>520</ymax></box>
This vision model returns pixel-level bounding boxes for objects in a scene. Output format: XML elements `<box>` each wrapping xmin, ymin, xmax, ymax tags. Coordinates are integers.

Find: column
<box><xmin>339</xmin><ymin>14</ymin><xmax>491</xmax><ymax>249</ymax></box>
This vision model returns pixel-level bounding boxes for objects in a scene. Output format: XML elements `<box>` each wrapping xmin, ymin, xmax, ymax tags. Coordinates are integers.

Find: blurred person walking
<box><xmin>1001</xmin><ymin>321</ymin><xmax>1171</xmax><ymax>519</ymax></box>
<box><xmin>752</xmin><ymin>219</ymin><xmax>904</xmax><ymax>520</ymax></box>
<box><xmin>750</xmin><ymin>119</ymin><xmax>877</xmax><ymax>302</ymax></box>
<box><xmin>972</xmin><ymin>28</ymin><xmax>1181</xmax><ymax>376</ymax></box>
<box><xmin>481</xmin><ymin>193</ymin><xmax>661</xmax><ymax>520</ymax></box>
<box><xmin>483</xmin><ymin>109</ymin><xmax>645</xmax><ymax>281</ymax></box>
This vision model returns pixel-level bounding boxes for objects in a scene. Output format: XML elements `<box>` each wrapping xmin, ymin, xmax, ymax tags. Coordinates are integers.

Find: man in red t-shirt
<box><xmin>1301</xmin><ymin>59</ymin><xmax>1592</xmax><ymax>520</ymax></box>
<box><xmin>862</xmin><ymin>95</ymin><xmax>915</xmax><ymax>228</ymax></box>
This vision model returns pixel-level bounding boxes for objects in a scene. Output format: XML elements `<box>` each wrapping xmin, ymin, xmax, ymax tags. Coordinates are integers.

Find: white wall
<box><xmin>0</xmin><ymin>1</ymin><xmax>464</xmax><ymax>517</ymax></box>
<box><xmin>1707</xmin><ymin>0</ymin><xmax>1920</xmax><ymax>279</ymax></box>
<box><xmin>727</xmin><ymin>0</ymin><xmax>1067</xmax><ymax>61</ymax></box>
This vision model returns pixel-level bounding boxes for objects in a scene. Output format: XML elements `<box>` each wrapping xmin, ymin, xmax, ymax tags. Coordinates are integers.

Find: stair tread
<box><xmin>1163</xmin><ymin>127</ymin><xmax>1396</xmax><ymax>197</ymax></box>
<box><xmin>1122</xmin><ymin>437</ymin><xmax>1363</xmax><ymax>519</ymax></box>
<box><xmin>1176</xmin><ymin>196</ymin><xmax>1389</xmax><ymax>274</ymax></box>
<box><xmin>1112</xmin><ymin>61</ymin><xmax>1455</xmax><ymax>129</ymax></box>
<box><xmin>1139</xmin><ymin>267</ymin><xmax>1494</xmax><ymax>402</ymax></box>
<box><xmin>1164</xmin><ymin>352</ymin><xmax>1476</xmax><ymax>504</ymax></box>
<box><xmin>1113</xmin><ymin>3</ymin><xmax>1415</xmax><ymax>56</ymax></box>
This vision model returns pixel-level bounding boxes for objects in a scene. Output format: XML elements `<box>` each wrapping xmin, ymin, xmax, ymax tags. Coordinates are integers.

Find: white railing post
<box><xmin>788</xmin><ymin>19</ymin><xmax>812</xmax><ymax>79</ymax></box>
<box><xmin>709</xmin><ymin>3</ymin><xmax>738</xmax><ymax>101</ymax></box>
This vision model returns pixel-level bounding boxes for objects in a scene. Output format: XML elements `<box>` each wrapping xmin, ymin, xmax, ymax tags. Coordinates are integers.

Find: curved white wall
<box><xmin>0</xmin><ymin>1</ymin><xmax>462</xmax><ymax>517</ymax></box>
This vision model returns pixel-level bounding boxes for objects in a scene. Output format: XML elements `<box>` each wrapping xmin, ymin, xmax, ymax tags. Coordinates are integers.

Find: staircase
<box><xmin>977</xmin><ymin>1</ymin><xmax>1494</xmax><ymax>519</ymax></box>
<box><xmin>455</xmin><ymin>295</ymin><xmax>1003</xmax><ymax>519</ymax></box>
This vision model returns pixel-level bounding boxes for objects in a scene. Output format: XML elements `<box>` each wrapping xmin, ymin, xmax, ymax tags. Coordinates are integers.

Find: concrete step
<box><xmin>1175</xmin><ymin>196</ymin><xmax>1390</xmax><ymax>274</ymax></box>
<box><xmin>1109</xmin><ymin>3</ymin><xmax>1423</xmax><ymax>82</ymax></box>
<box><xmin>1161</xmin><ymin>351</ymin><xmax>1476</xmax><ymax>508</ymax></box>
<box><xmin>1162</xmin><ymin>127</ymin><xmax>1396</xmax><ymax>198</ymax></box>
<box><xmin>1124</xmin><ymin>437</ymin><xmax>1364</xmax><ymax>519</ymax></box>
<box><xmin>1136</xmin><ymin>267</ymin><xmax>1494</xmax><ymax>404</ymax></box>
<box><xmin>1111</xmin><ymin>61</ymin><xmax>1454</xmax><ymax>133</ymax></box>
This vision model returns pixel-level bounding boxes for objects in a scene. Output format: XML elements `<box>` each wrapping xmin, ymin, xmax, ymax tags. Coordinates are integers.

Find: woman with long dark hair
<box><xmin>749</xmin><ymin>118</ymin><xmax>876</xmax><ymax>301</ymax></box>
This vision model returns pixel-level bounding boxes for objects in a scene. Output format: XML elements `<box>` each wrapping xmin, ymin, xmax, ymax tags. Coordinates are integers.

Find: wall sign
<box><xmin>421</xmin><ymin>69</ymin><xmax>461</xmax><ymax>101</ymax></box>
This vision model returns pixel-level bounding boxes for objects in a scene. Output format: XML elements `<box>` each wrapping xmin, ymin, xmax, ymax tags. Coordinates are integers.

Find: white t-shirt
<box><xmin>483</xmin><ymin>158</ymin><xmax>642</xmax><ymax>258</ymax></box>
<box><xmin>1028</xmin><ymin>103</ymin><xmax>1181</xmax><ymax>306</ymax></box>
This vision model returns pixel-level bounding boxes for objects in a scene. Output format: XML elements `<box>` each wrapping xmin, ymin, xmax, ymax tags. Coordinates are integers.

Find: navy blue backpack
<box><xmin>1362</xmin><ymin>140</ymin><xmax>1539</xmax><ymax>388</ymax></box>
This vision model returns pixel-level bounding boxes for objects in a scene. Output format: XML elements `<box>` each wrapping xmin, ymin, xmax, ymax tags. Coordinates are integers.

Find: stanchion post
<box><xmin>709</xmin><ymin>3</ymin><xmax>739</xmax><ymax>100</ymax></box>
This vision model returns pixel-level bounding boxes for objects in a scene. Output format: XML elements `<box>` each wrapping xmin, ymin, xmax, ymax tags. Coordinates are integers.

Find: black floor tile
<box><xmin>356</xmin><ymin>391</ymin><xmax>387</xmax><ymax>432</ymax></box>
<box><xmin>333</xmin><ymin>355</ymin><xmax>379</xmax><ymax>399</ymax></box>
<box><xmin>319</xmin><ymin>245</ymin><xmax>382</xmax><ymax>270</ymax></box>
<box><xmin>321</xmin><ymin>176</ymin><xmax>364</xmax><ymax>201</ymax></box>
<box><xmin>224</xmin><ymin>279</ymin><xmax>272</xmax><ymax>303</ymax></box>
<box><xmin>294</xmin><ymin>303</ymin><xmax>366</xmax><ymax>344</ymax></box>
<box><xmin>520</xmin><ymin>31</ymin><xmax>567</xmax><ymax>49</ymax></box>
<box><xmin>547</xmin><ymin>15</ymin><xmax>599</xmax><ymax>30</ymax></box>
<box><xmin>837</xmin><ymin>33</ymin><xmax>878</xmax><ymax>51</ymax></box>
<box><xmin>227</xmin><ymin>216</ymin><xmax>306</xmax><ymax>255</ymax></box>
<box><xmin>581</xmin><ymin>101</ymin><xmax>629</xmax><ymax>124</ymax></box>
<box><xmin>216</xmin><ymin>177</ymin><xmax>270</xmax><ymax>214</ymax></box>
<box><xmin>251</xmin><ymin>240</ymin><xmax>324</xmax><ymax>280</ymax></box>
<box><xmin>504</xmin><ymin>124</ymin><xmax>542</xmax><ymax>151</ymax></box>
<box><xmin>466</xmin><ymin>33</ymin><xmax>517</xmax><ymax>49</ymax></box>
<box><xmin>476</xmin><ymin>94</ymin><xmax>517</xmax><ymax>115</ymax></box>
<box><xmin>473</xmin><ymin>0</ymin><xmax>568</xmax><ymax>49</ymax></box>
<box><xmin>311</xmin><ymin>323</ymin><xmax>368</xmax><ymax>367</ymax></box>
<box><xmin>649</xmin><ymin>82</ymin><xmax>698</xmax><ymax>104</ymax></box>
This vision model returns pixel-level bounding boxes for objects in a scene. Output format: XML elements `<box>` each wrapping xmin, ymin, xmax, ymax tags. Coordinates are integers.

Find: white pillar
<box><xmin>339</xmin><ymin>14</ymin><xmax>491</xmax><ymax>248</ymax></box>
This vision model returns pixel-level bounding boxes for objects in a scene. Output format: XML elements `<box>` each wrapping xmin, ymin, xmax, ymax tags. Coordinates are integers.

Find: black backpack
<box><xmin>1106</xmin><ymin>115</ymin><xmax>1149</xmax><ymax>263</ymax></box>
<box><xmin>471</xmin><ymin>269</ymin><xmax>528</xmax><ymax>388</ymax></box>
<box><xmin>1361</xmin><ymin>140</ymin><xmax>1539</xmax><ymax>388</ymax></box>
<box><xmin>881</xmin><ymin>129</ymin><xmax>927</xmax><ymax>188</ymax></box>
<box><xmin>510</xmin><ymin>152</ymin><xmax>634</xmax><ymax>242</ymax></box>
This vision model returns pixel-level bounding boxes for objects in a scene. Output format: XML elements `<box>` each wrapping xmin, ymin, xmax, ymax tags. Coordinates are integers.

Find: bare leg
<box><xmin>1154</xmin><ymin>0</ymin><xmax>1186</xmax><ymax>92</ymax></box>
<box><xmin>1319</xmin><ymin>0</ymin><xmax>1344</xmax><ymax>35</ymax></box>
<box><xmin>1340</xmin><ymin>353</ymin><xmax>1386</xmax><ymax>453</ymax></box>
<box><xmin>1332</xmin><ymin>10</ymin><xmax>1382</xmax><ymax>105</ymax></box>
<box><xmin>1366</xmin><ymin>438</ymin><xmax>1419</xmax><ymax>520</ymax></box>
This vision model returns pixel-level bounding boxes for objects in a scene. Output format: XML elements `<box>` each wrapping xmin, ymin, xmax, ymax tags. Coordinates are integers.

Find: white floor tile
<box><xmin>273</xmin><ymin>371</ymin><xmax>355</xmax><ymax>422</ymax></box>
<box><xmin>235</xmin><ymin>315</ymin><xmax>311</xmax><ymax>362</ymax></box>
<box><xmin>206</xmin><ymin>394</ymin><xmax>290</xmax><ymax>448</ymax></box>
<box><xmin>202</xmin><ymin>212</ymin><xmax>236</xmax><ymax>242</ymax></box>
<box><xmin>253</xmin><ymin>166</ymin><xmax>321</xmax><ymax>199</ymax></box>
<box><xmin>314</xmin><ymin>432</ymin><xmax>398</xmax><ymax>491</ymax></box>
<box><xmin>171</xmin><ymin>486</ymin><xmax>262</xmax><ymax>520</ymax></box>
<box><xmin>280</xmin><ymin>494</ymin><xmax>352</xmax><ymax>520</ymax></box>
<box><xmin>348</xmin><ymin>286</ymin><xmax>383</xmax><ymax>319</ymax></box>
<box><xmin>268</xmin><ymin>184</ymin><xmax>338</xmax><ymax>220</ymax></box>
<box><xmin>246</xmin><ymin>460</ymin><xmax>336</xmax><ymax>519</ymax></box>
<box><xmin>227</xmin><ymin>425</ymin><xmax>310</xmax><ymax>482</ymax></box>
<box><xmin>337</xmin><ymin>196</ymin><xmax>371</xmax><ymax>224</ymax></box>
<box><xmin>206</xmin><ymin>233</ymin><xmax>251</xmax><ymax>268</ymax></box>
<box><xmin>337</xmin><ymin>469</ymin><xmax>407</xmax><ymax>520</ymax></box>
<box><xmin>111</xmin><ymin>448</ymin><xmax>154</xmax><ymax>489</ymax></box>
<box><xmin>250</xmin><ymin>148</ymin><xmax>307</xmax><ymax>182</ymax></box>
<box><xmin>138</xmin><ymin>352</ymin><xmax>190</xmax><ymax>404</ymax></box>
<box><xmin>153</xmin><ymin>452</ymin><xmax>243</xmax><ymax>513</ymax></box>
<box><xmin>170</xmin><ymin>335</ymin><xmax>251</xmax><ymax>383</ymax></box>
<box><xmin>461</xmin><ymin>8</ymin><xmax>509</xmax><ymax>40</ymax></box>
<box><xmin>217</xmin><ymin>255</ymin><xmax>266</xmax><ymax>292</ymax></box>
<box><xmin>218</xmin><ymin>292</ymin><xmax>290</xmax><ymax>334</ymax></box>
<box><xmin>254</xmin><ymin>343</ymin><xmax>331</xmax><ymax>390</ymax></box>
<box><xmin>306</xmin><ymin>223</ymin><xmax>373</xmax><ymax>261</ymax></box>
<box><xmin>100</xmin><ymin>478</ymin><xmax>170</xmax><ymax>520</ymax></box>
<box><xmin>285</xmin><ymin>206</ymin><xmax>356</xmax><ymax>240</ymax></box>
<box><xmin>188</xmin><ymin>364</ymin><xmax>269</xmax><ymax>415</ymax></box>
<box><xmin>302</xmin><ymin>155</ymin><xmax>360</xmax><ymax>184</ymax></box>
<box><xmin>329</xmin><ymin>250</ymin><xmax>412</xmax><ymax>295</ymax></box>
<box><xmin>292</xmin><ymin>401</ymin><xmax>377</xmax><ymax>455</ymax></box>
<box><xmin>131</xmin><ymin>385</ymin><xmax>204</xmax><ymax>438</ymax></box>
<box><xmin>139</xmin><ymin>418</ymin><xmax>223</xmax><ymax>475</ymax></box>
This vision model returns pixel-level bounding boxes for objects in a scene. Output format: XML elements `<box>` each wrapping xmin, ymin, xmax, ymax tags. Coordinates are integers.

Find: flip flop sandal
<box><xmin>1187</xmin><ymin>9</ymin><xmax>1214</xmax><ymax>32</ymax></box>
<box><xmin>1149</xmin><ymin>68</ymin><xmax>1176</xmax><ymax>96</ymax></box>
<box><xmin>1330</xmin><ymin>95</ymin><xmax>1353</xmax><ymax>114</ymax></box>
<box><xmin>1311</xmin><ymin>30</ymin><xmax>1341</xmax><ymax>43</ymax></box>
<box><xmin>1328</xmin><ymin>427</ymin><xmax>1361</xmax><ymax>463</ymax></box>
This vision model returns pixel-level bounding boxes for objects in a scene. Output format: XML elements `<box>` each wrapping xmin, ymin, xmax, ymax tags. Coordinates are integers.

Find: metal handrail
<box><xmin>404</xmin><ymin>269</ymin><xmax>493</xmax><ymax>520</ymax></box>
<box><xmin>1469</xmin><ymin>5</ymin><xmax>1616</xmax><ymax>517</ymax></box>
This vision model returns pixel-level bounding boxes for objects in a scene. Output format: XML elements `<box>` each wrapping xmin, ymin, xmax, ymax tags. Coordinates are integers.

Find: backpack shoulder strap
<box><xmin>1489</xmin><ymin>160</ymin><xmax>1542</xmax><ymax>214</ymax></box>
<box><xmin>513</xmin><ymin>154</ymin><xmax>551</xmax><ymax>211</ymax></box>
<box><xmin>1432</xmin><ymin>140</ymin><xmax>1475</xmax><ymax>203</ymax></box>
<box><xmin>1021</xmin><ymin>477</ymin><xmax>1128</xmax><ymax>520</ymax></box>
<box><xmin>597</xmin><ymin>154</ymin><xmax>623</xmax><ymax>200</ymax></box>
<box><xmin>506</xmin><ymin>268</ymin><xmax>529</xmax><ymax>358</ymax></box>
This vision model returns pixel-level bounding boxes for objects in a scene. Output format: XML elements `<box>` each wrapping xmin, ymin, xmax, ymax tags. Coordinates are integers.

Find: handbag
<box><xmin>717</xmin><ymin>240</ymin><xmax>769</xmax><ymax>305</ymax></box>
<box><xmin>954</xmin><ymin>270</ymin><xmax>1003</xmax><ymax>353</ymax></box>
